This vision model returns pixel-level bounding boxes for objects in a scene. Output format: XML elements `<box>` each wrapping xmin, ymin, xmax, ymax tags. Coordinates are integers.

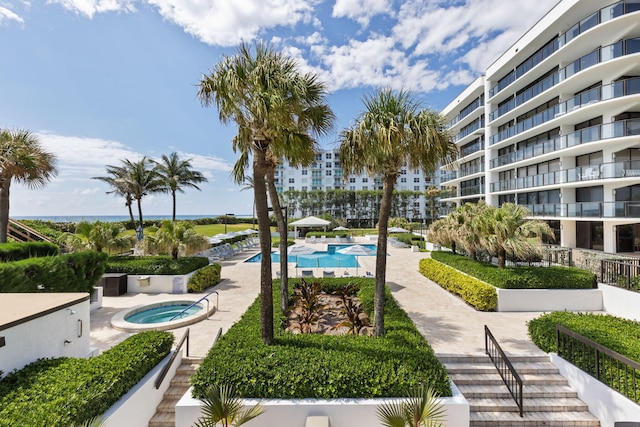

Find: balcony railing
<box><xmin>489</xmin><ymin>44</ymin><xmax>640</xmax><ymax>145</ymax></box>
<box><xmin>461</xmin><ymin>140</ymin><xmax>484</xmax><ymax>157</ymax></box>
<box><xmin>491</xmin><ymin>160</ymin><xmax>640</xmax><ymax>192</ymax></box>
<box><xmin>459</xmin><ymin>163</ymin><xmax>485</xmax><ymax>178</ymax></box>
<box><xmin>523</xmin><ymin>201</ymin><xmax>640</xmax><ymax>218</ymax></box>
<box><xmin>488</xmin><ymin>1</ymin><xmax>640</xmax><ymax>98</ymax></box>
<box><xmin>454</xmin><ymin>118</ymin><xmax>485</xmax><ymax>142</ymax></box>
<box><xmin>490</xmin><ymin>118</ymin><xmax>640</xmax><ymax>169</ymax></box>
<box><xmin>441</xmin><ymin>171</ymin><xmax>457</xmax><ymax>183</ymax></box>
<box><xmin>461</xmin><ymin>184</ymin><xmax>484</xmax><ymax>197</ymax></box>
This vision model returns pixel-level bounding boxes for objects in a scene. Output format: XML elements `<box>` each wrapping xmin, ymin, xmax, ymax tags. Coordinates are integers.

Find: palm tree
<box><xmin>376</xmin><ymin>384</ymin><xmax>445</xmax><ymax>427</ymax></box>
<box><xmin>240</xmin><ymin>177</ymin><xmax>256</xmax><ymax>229</ymax></box>
<box><xmin>339</xmin><ymin>89</ymin><xmax>456</xmax><ymax>336</ymax></box>
<box><xmin>153</xmin><ymin>220</ymin><xmax>209</xmax><ymax>259</ymax></box>
<box><xmin>0</xmin><ymin>129</ymin><xmax>57</xmax><ymax>243</ymax></box>
<box><xmin>92</xmin><ymin>163</ymin><xmax>136</xmax><ymax>228</ymax></box>
<box><xmin>66</xmin><ymin>221</ymin><xmax>135</xmax><ymax>254</ymax></box>
<box><xmin>152</xmin><ymin>152</ymin><xmax>208</xmax><ymax>221</ymax></box>
<box><xmin>198</xmin><ymin>42</ymin><xmax>333</xmax><ymax>344</ymax></box>
<box><xmin>477</xmin><ymin>203</ymin><xmax>554</xmax><ymax>268</ymax></box>
<box><xmin>123</xmin><ymin>157</ymin><xmax>164</xmax><ymax>228</ymax></box>
<box><xmin>424</xmin><ymin>185</ymin><xmax>442</xmax><ymax>224</ymax></box>
<box><xmin>194</xmin><ymin>384</ymin><xmax>264</xmax><ymax>427</ymax></box>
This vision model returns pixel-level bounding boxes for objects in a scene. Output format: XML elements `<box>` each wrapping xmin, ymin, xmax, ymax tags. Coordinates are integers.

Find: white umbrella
<box><xmin>243</xmin><ymin>228</ymin><xmax>259</xmax><ymax>234</ymax></box>
<box><xmin>208</xmin><ymin>237</ymin><xmax>222</xmax><ymax>244</ymax></box>
<box><xmin>337</xmin><ymin>244</ymin><xmax>375</xmax><ymax>276</ymax></box>
<box><xmin>333</xmin><ymin>226</ymin><xmax>349</xmax><ymax>231</ymax></box>
<box><xmin>388</xmin><ymin>227</ymin><xmax>409</xmax><ymax>233</ymax></box>
<box><xmin>286</xmin><ymin>244</ymin><xmax>316</xmax><ymax>277</ymax></box>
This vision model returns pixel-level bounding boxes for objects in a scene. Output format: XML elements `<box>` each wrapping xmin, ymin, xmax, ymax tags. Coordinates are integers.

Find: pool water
<box><xmin>125</xmin><ymin>304</ymin><xmax>202</xmax><ymax>324</ymax></box>
<box><xmin>245</xmin><ymin>244</ymin><xmax>376</xmax><ymax>268</ymax></box>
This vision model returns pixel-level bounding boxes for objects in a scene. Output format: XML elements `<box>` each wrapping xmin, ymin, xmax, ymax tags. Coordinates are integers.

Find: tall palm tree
<box><xmin>198</xmin><ymin>42</ymin><xmax>333</xmax><ymax>344</ymax></box>
<box><xmin>124</xmin><ymin>157</ymin><xmax>164</xmax><ymax>228</ymax></box>
<box><xmin>477</xmin><ymin>202</ymin><xmax>554</xmax><ymax>268</ymax></box>
<box><xmin>0</xmin><ymin>129</ymin><xmax>57</xmax><ymax>243</ymax></box>
<box><xmin>240</xmin><ymin>177</ymin><xmax>256</xmax><ymax>229</ymax></box>
<box><xmin>339</xmin><ymin>89</ymin><xmax>456</xmax><ymax>336</ymax></box>
<box><xmin>92</xmin><ymin>163</ymin><xmax>136</xmax><ymax>228</ymax></box>
<box><xmin>152</xmin><ymin>152</ymin><xmax>208</xmax><ymax>221</ymax></box>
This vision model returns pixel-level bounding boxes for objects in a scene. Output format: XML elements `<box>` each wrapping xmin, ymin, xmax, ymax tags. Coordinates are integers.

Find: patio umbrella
<box><xmin>337</xmin><ymin>244</ymin><xmax>375</xmax><ymax>276</ymax></box>
<box><xmin>243</xmin><ymin>228</ymin><xmax>259</xmax><ymax>234</ymax></box>
<box><xmin>286</xmin><ymin>244</ymin><xmax>316</xmax><ymax>277</ymax></box>
<box><xmin>333</xmin><ymin>226</ymin><xmax>349</xmax><ymax>231</ymax></box>
<box><xmin>208</xmin><ymin>237</ymin><xmax>223</xmax><ymax>244</ymax></box>
<box><xmin>388</xmin><ymin>227</ymin><xmax>409</xmax><ymax>233</ymax></box>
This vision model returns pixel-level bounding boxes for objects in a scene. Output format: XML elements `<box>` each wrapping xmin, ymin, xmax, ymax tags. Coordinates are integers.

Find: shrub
<box><xmin>431</xmin><ymin>251</ymin><xmax>596</xmax><ymax>289</ymax></box>
<box><xmin>0</xmin><ymin>242</ymin><xmax>59</xmax><ymax>261</ymax></box>
<box><xmin>188</xmin><ymin>263</ymin><xmax>222</xmax><ymax>292</ymax></box>
<box><xmin>0</xmin><ymin>251</ymin><xmax>107</xmax><ymax>294</ymax></box>
<box><xmin>0</xmin><ymin>331</ymin><xmax>173</xmax><ymax>426</ymax></box>
<box><xmin>419</xmin><ymin>258</ymin><xmax>497</xmax><ymax>311</ymax></box>
<box><xmin>105</xmin><ymin>255</ymin><xmax>209</xmax><ymax>275</ymax></box>
<box><xmin>191</xmin><ymin>278</ymin><xmax>450</xmax><ymax>399</ymax></box>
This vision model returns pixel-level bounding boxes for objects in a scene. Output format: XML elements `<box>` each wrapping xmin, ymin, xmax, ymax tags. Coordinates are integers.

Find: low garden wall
<box><xmin>126</xmin><ymin>272</ymin><xmax>197</xmax><ymax>294</ymax></box>
<box><xmin>176</xmin><ymin>381</ymin><xmax>469</xmax><ymax>427</ymax></box>
<box><xmin>600</xmin><ymin>283</ymin><xmax>640</xmax><ymax>321</ymax></box>
<box><xmin>496</xmin><ymin>288</ymin><xmax>603</xmax><ymax>312</ymax></box>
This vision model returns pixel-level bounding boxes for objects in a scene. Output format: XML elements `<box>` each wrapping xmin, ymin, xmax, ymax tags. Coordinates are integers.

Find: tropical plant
<box><xmin>92</xmin><ymin>163</ymin><xmax>136</xmax><ymax>228</ymax></box>
<box><xmin>151</xmin><ymin>220</ymin><xmax>209</xmax><ymax>259</ymax></box>
<box><xmin>376</xmin><ymin>384</ymin><xmax>446</xmax><ymax>427</ymax></box>
<box><xmin>477</xmin><ymin>203</ymin><xmax>554</xmax><ymax>268</ymax></box>
<box><xmin>194</xmin><ymin>384</ymin><xmax>264</xmax><ymax>427</ymax></box>
<box><xmin>152</xmin><ymin>152</ymin><xmax>208</xmax><ymax>221</ymax></box>
<box><xmin>333</xmin><ymin>291</ymin><xmax>370</xmax><ymax>335</ymax></box>
<box><xmin>0</xmin><ymin>129</ymin><xmax>57</xmax><ymax>243</ymax></box>
<box><xmin>198</xmin><ymin>42</ymin><xmax>333</xmax><ymax>344</ymax></box>
<box><xmin>288</xmin><ymin>279</ymin><xmax>326</xmax><ymax>334</ymax></box>
<box><xmin>339</xmin><ymin>88</ymin><xmax>456</xmax><ymax>336</ymax></box>
<box><xmin>424</xmin><ymin>185</ymin><xmax>442</xmax><ymax>223</ymax></box>
<box><xmin>58</xmin><ymin>221</ymin><xmax>135</xmax><ymax>254</ymax></box>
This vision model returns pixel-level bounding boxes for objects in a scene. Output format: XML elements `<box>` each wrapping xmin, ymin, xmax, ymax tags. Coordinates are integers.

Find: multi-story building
<box><xmin>275</xmin><ymin>148</ymin><xmax>439</xmax><ymax>220</ymax></box>
<box><xmin>441</xmin><ymin>0</ymin><xmax>640</xmax><ymax>253</ymax></box>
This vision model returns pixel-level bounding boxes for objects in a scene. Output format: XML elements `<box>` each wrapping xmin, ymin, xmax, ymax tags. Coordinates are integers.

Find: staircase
<box><xmin>148</xmin><ymin>357</ymin><xmax>202</xmax><ymax>427</ymax></box>
<box><xmin>7</xmin><ymin>218</ymin><xmax>54</xmax><ymax>243</ymax></box>
<box><xmin>442</xmin><ymin>354</ymin><xmax>601</xmax><ymax>427</ymax></box>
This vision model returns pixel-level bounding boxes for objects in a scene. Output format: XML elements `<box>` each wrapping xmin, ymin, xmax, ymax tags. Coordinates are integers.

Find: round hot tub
<box><xmin>111</xmin><ymin>300</ymin><xmax>215</xmax><ymax>332</ymax></box>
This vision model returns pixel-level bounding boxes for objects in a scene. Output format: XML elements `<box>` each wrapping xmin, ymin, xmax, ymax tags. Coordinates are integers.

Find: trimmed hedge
<box><xmin>419</xmin><ymin>258</ymin><xmax>497</xmax><ymax>311</ymax></box>
<box><xmin>0</xmin><ymin>242</ymin><xmax>59</xmax><ymax>261</ymax></box>
<box><xmin>0</xmin><ymin>251</ymin><xmax>107</xmax><ymax>293</ymax></box>
<box><xmin>0</xmin><ymin>331</ymin><xmax>174</xmax><ymax>426</ymax></box>
<box><xmin>105</xmin><ymin>255</ymin><xmax>209</xmax><ymax>275</ymax></box>
<box><xmin>431</xmin><ymin>251</ymin><xmax>596</xmax><ymax>289</ymax></box>
<box><xmin>191</xmin><ymin>277</ymin><xmax>451</xmax><ymax>399</ymax></box>
<box><xmin>188</xmin><ymin>263</ymin><xmax>222</xmax><ymax>292</ymax></box>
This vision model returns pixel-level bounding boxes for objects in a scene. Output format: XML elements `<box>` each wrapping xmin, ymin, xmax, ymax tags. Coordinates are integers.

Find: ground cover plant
<box><xmin>430</xmin><ymin>251</ymin><xmax>596</xmax><ymax>289</ymax></box>
<box><xmin>191</xmin><ymin>277</ymin><xmax>450</xmax><ymax>399</ymax></box>
<box><xmin>0</xmin><ymin>331</ymin><xmax>173</xmax><ymax>426</ymax></box>
<box><xmin>105</xmin><ymin>255</ymin><xmax>208</xmax><ymax>275</ymax></box>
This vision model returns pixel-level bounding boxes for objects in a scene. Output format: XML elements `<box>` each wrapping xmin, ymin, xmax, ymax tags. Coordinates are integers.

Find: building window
<box><xmin>288</xmin><ymin>178</ymin><xmax>295</xmax><ymax>183</ymax></box>
<box><xmin>362</xmin><ymin>186</ymin><xmax>368</xmax><ymax>190</ymax></box>
<box><xmin>326</xmin><ymin>162</ymin><xmax>332</xmax><ymax>168</ymax></box>
<box><xmin>326</xmin><ymin>170</ymin><xmax>332</xmax><ymax>176</ymax></box>
<box><xmin>401</xmin><ymin>169</ymin><xmax>407</xmax><ymax>175</ymax></box>
<box><xmin>289</xmin><ymin>187</ymin><xmax>295</xmax><ymax>191</ymax></box>
<box><xmin>302</xmin><ymin>186</ymin><xmax>307</xmax><ymax>191</ymax></box>
<box><xmin>301</xmin><ymin>169</ymin><xmax>308</xmax><ymax>175</ymax></box>
<box><xmin>401</xmin><ymin>177</ymin><xmax>407</xmax><ymax>183</ymax></box>
<box><xmin>414</xmin><ymin>186</ymin><xmax>420</xmax><ymax>191</ymax></box>
<box><xmin>315</xmin><ymin>154</ymin><xmax>322</xmax><ymax>161</ymax></box>
<box><xmin>349</xmin><ymin>177</ymin><xmax>356</xmax><ymax>183</ymax></box>
<box><xmin>325</xmin><ymin>153</ymin><xmax>332</xmax><ymax>159</ymax></box>
<box><xmin>362</xmin><ymin>177</ymin><xmax>368</xmax><ymax>183</ymax></box>
<box><xmin>349</xmin><ymin>186</ymin><xmax>356</xmax><ymax>191</ymax></box>
<box><xmin>414</xmin><ymin>177</ymin><xmax>420</xmax><ymax>183</ymax></box>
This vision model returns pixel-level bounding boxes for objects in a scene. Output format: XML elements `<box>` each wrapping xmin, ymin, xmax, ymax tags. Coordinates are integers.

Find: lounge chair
<box><xmin>301</xmin><ymin>270</ymin><xmax>314</xmax><ymax>278</ymax></box>
<box><xmin>323</xmin><ymin>270</ymin><xmax>335</xmax><ymax>278</ymax></box>
<box><xmin>342</xmin><ymin>271</ymin><xmax>352</xmax><ymax>277</ymax></box>
<box><xmin>364</xmin><ymin>271</ymin><xmax>374</xmax><ymax>278</ymax></box>
<box><xmin>308</xmin><ymin>236</ymin><xmax>317</xmax><ymax>244</ymax></box>
<box><xmin>320</xmin><ymin>235</ymin><xmax>327</xmax><ymax>243</ymax></box>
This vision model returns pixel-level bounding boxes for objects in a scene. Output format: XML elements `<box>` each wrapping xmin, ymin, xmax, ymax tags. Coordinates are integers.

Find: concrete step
<box><xmin>163</xmin><ymin>385</ymin><xmax>189</xmax><ymax>398</ymax></box>
<box><xmin>148</xmin><ymin>411</ymin><xmax>174</xmax><ymax>427</ymax></box>
<box><xmin>450</xmin><ymin>372</ymin><xmax>568</xmax><ymax>385</ymax></box>
<box><xmin>445</xmin><ymin>362</ymin><xmax>559</xmax><ymax>375</ymax></box>
<box><xmin>438</xmin><ymin>354</ymin><xmax>549</xmax><ymax>364</ymax></box>
<box><xmin>458</xmin><ymin>383</ymin><xmax>578</xmax><ymax>399</ymax></box>
<box><xmin>470</xmin><ymin>410</ymin><xmax>600</xmax><ymax>426</ymax></box>
<box><xmin>170</xmin><ymin>373</ymin><xmax>192</xmax><ymax>387</ymax></box>
<box><xmin>470</xmin><ymin>397</ymin><xmax>589</xmax><ymax>412</ymax></box>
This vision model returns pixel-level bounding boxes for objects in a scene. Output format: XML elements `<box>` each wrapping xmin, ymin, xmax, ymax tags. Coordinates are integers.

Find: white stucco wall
<box><xmin>496</xmin><ymin>288</ymin><xmax>603</xmax><ymax>312</ymax></box>
<box><xmin>599</xmin><ymin>283</ymin><xmax>640</xmax><ymax>321</ymax></box>
<box><xmin>550</xmin><ymin>353</ymin><xmax>640</xmax><ymax>427</ymax></box>
<box><xmin>103</xmin><ymin>351</ymin><xmax>182</xmax><ymax>427</ymax></box>
<box><xmin>0</xmin><ymin>299</ymin><xmax>90</xmax><ymax>376</ymax></box>
<box><xmin>176</xmin><ymin>381</ymin><xmax>469</xmax><ymax>427</ymax></box>
<box><xmin>126</xmin><ymin>272</ymin><xmax>197</xmax><ymax>294</ymax></box>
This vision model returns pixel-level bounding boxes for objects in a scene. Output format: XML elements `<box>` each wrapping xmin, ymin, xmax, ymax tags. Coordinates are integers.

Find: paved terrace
<box><xmin>90</xmin><ymin>238</ymin><xmax>545</xmax><ymax>358</ymax></box>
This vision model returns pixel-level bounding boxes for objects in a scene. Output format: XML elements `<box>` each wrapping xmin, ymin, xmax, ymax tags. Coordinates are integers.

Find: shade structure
<box><xmin>208</xmin><ymin>237</ymin><xmax>223</xmax><ymax>244</ymax></box>
<box><xmin>337</xmin><ymin>244</ymin><xmax>375</xmax><ymax>276</ymax></box>
<box><xmin>388</xmin><ymin>227</ymin><xmax>410</xmax><ymax>233</ymax></box>
<box><xmin>288</xmin><ymin>216</ymin><xmax>331</xmax><ymax>238</ymax></box>
<box><xmin>286</xmin><ymin>244</ymin><xmax>316</xmax><ymax>277</ymax></box>
<box><xmin>333</xmin><ymin>226</ymin><xmax>349</xmax><ymax>231</ymax></box>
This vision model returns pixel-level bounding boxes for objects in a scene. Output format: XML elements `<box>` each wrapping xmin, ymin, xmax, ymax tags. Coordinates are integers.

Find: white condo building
<box><xmin>441</xmin><ymin>0</ymin><xmax>640</xmax><ymax>254</ymax></box>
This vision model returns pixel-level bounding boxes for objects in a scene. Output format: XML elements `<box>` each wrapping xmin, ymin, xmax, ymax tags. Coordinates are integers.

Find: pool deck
<box><xmin>90</xmin><ymin>237</ymin><xmax>544</xmax><ymax>358</ymax></box>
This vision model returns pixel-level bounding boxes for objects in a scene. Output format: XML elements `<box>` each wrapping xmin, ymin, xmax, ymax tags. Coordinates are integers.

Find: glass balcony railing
<box><xmin>441</xmin><ymin>171</ymin><xmax>457</xmax><ymax>182</ymax></box>
<box><xmin>489</xmin><ymin>0</ymin><xmax>640</xmax><ymax>98</ymax></box>
<box><xmin>461</xmin><ymin>184</ymin><xmax>484</xmax><ymax>197</ymax></box>
<box><xmin>454</xmin><ymin>118</ymin><xmax>485</xmax><ymax>142</ymax></box>
<box><xmin>490</xmin><ymin>160</ymin><xmax>640</xmax><ymax>192</ymax></box>
<box><xmin>461</xmin><ymin>140</ymin><xmax>484</xmax><ymax>157</ymax></box>
<box><xmin>490</xmin><ymin>74</ymin><xmax>640</xmax><ymax>146</ymax></box>
<box><xmin>459</xmin><ymin>163</ymin><xmax>485</xmax><ymax>178</ymax></box>
<box><xmin>523</xmin><ymin>201</ymin><xmax>640</xmax><ymax>218</ymax></box>
<box><xmin>490</xmin><ymin>118</ymin><xmax>640</xmax><ymax>169</ymax></box>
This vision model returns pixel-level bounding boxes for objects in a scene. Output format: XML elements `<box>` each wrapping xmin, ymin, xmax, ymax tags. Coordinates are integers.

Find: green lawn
<box><xmin>193</xmin><ymin>222</ymin><xmax>259</xmax><ymax>236</ymax></box>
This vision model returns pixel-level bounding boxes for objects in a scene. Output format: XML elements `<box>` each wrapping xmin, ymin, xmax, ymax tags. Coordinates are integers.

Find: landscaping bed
<box><xmin>105</xmin><ymin>255</ymin><xmax>208</xmax><ymax>275</ymax></box>
<box><xmin>191</xmin><ymin>277</ymin><xmax>451</xmax><ymax>399</ymax></box>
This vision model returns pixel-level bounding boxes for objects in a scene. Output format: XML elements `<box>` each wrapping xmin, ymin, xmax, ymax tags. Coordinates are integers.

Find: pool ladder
<box><xmin>169</xmin><ymin>290</ymin><xmax>218</xmax><ymax>321</ymax></box>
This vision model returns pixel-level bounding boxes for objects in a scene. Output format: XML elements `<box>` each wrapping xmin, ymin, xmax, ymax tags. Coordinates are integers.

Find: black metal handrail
<box><xmin>169</xmin><ymin>291</ymin><xmax>219</xmax><ymax>321</ymax></box>
<box><xmin>556</xmin><ymin>325</ymin><xmax>640</xmax><ymax>403</ymax></box>
<box><xmin>155</xmin><ymin>328</ymin><xmax>190</xmax><ymax>389</ymax></box>
<box><xmin>485</xmin><ymin>325</ymin><xmax>524</xmax><ymax>417</ymax></box>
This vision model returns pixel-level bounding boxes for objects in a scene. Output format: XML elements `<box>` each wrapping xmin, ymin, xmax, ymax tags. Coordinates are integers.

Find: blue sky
<box><xmin>0</xmin><ymin>0</ymin><xmax>557</xmax><ymax>217</ymax></box>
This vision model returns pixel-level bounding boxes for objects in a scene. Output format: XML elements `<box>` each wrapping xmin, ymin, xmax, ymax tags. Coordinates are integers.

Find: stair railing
<box><xmin>169</xmin><ymin>291</ymin><xmax>218</xmax><ymax>321</ymax></box>
<box><xmin>485</xmin><ymin>325</ymin><xmax>524</xmax><ymax>417</ymax></box>
<box><xmin>155</xmin><ymin>328</ymin><xmax>190</xmax><ymax>389</ymax></box>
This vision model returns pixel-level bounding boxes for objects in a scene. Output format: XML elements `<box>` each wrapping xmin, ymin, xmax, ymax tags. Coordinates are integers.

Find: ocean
<box><xmin>13</xmin><ymin>214</ymin><xmax>251</xmax><ymax>223</ymax></box>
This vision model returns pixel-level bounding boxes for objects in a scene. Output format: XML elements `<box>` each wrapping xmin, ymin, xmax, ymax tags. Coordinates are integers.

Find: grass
<box><xmin>193</xmin><ymin>223</ymin><xmax>261</xmax><ymax>236</ymax></box>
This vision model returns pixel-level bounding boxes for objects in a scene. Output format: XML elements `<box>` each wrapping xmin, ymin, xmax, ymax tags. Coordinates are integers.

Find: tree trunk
<box><xmin>266</xmin><ymin>166</ymin><xmax>288</xmax><ymax>313</ymax></box>
<box><xmin>137</xmin><ymin>197</ymin><xmax>144</xmax><ymax>229</ymax></box>
<box><xmin>172</xmin><ymin>190</ymin><xmax>177</xmax><ymax>221</ymax></box>
<box><xmin>126</xmin><ymin>198</ymin><xmax>136</xmax><ymax>229</ymax></box>
<box><xmin>498</xmin><ymin>248</ymin><xmax>506</xmax><ymax>268</ymax></box>
<box><xmin>0</xmin><ymin>180</ymin><xmax>10</xmax><ymax>243</ymax></box>
<box><xmin>254</xmin><ymin>148</ymin><xmax>274</xmax><ymax>344</ymax></box>
<box><xmin>373</xmin><ymin>175</ymin><xmax>396</xmax><ymax>337</ymax></box>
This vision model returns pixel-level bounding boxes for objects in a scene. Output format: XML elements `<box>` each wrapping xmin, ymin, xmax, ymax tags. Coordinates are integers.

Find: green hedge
<box><xmin>0</xmin><ymin>331</ymin><xmax>173</xmax><ymax>426</ymax></box>
<box><xmin>105</xmin><ymin>255</ymin><xmax>209</xmax><ymax>275</ymax></box>
<box><xmin>191</xmin><ymin>277</ymin><xmax>451</xmax><ymax>399</ymax></box>
<box><xmin>0</xmin><ymin>251</ymin><xmax>107</xmax><ymax>293</ymax></box>
<box><xmin>431</xmin><ymin>251</ymin><xmax>596</xmax><ymax>289</ymax></box>
<box><xmin>0</xmin><ymin>242</ymin><xmax>60</xmax><ymax>261</ymax></box>
<box><xmin>419</xmin><ymin>258</ymin><xmax>497</xmax><ymax>311</ymax></box>
<box><xmin>188</xmin><ymin>263</ymin><xmax>222</xmax><ymax>292</ymax></box>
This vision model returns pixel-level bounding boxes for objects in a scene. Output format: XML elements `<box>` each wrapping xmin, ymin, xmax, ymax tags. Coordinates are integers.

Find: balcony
<box><xmin>490</xmin><ymin>118</ymin><xmax>640</xmax><ymax>169</ymax></box>
<box><xmin>454</xmin><ymin>118</ymin><xmax>485</xmax><ymax>142</ymax></box>
<box><xmin>459</xmin><ymin>163</ymin><xmax>485</xmax><ymax>178</ymax></box>
<box><xmin>490</xmin><ymin>160</ymin><xmax>640</xmax><ymax>192</ymax></box>
<box><xmin>461</xmin><ymin>184</ymin><xmax>484</xmax><ymax>197</ymax></box>
<box><xmin>523</xmin><ymin>201</ymin><xmax>640</xmax><ymax>218</ymax></box>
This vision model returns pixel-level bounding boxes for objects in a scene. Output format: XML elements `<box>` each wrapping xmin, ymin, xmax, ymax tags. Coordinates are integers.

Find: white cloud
<box><xmin>332</xmin><ymin>0</ymin><xmax>391</xmax><ymax>27</ymax></box>
<box><xmin>0</xmin><ymin>6</ymin><xmax>24</xmax><ymax>23</ymax></box>
<box><xmin>46</xmin><ymin>0</ymin><xmax>136</xmax><ymax>18</ymax></box>
<box><xmin>146</xmin><ymin>0</ymin><xmax>318</xmax><ymax>46</ymax></box>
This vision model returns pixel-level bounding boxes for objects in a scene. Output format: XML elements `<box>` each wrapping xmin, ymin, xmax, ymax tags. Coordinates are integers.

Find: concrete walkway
<box><xmin>90</xmin><ymin>238</ymin><xmax>545</xmax><ymax>359</ymax></box>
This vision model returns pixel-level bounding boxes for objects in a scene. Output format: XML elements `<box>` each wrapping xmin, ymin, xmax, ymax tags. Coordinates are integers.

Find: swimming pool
<box><xmin>245</xmin><ymin>244</ymin><xmax>377</xmax><ymax>268</ymax></box>
<box><xmin>111</xmin><ymin>300</ymin><xmax>215</xmax><ymax>332</ymax></box>
<box><xmin>125</xmin><ymin>303</ymin><xmax>202</xmax><ymax>324</ymax></box>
